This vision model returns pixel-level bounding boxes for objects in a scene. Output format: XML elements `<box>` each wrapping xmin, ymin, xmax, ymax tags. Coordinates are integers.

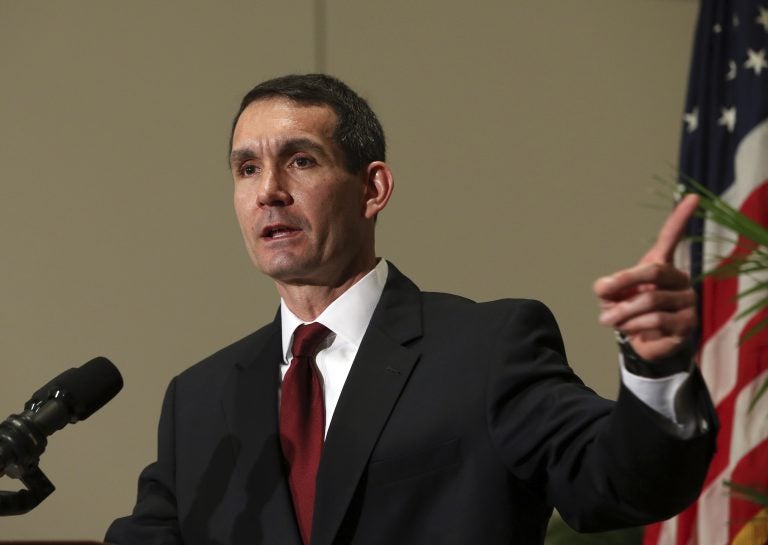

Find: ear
<box><xmin>362</xmin><ymin>161</ymin><xmax>394</xmax><ymax>220</ymax></box>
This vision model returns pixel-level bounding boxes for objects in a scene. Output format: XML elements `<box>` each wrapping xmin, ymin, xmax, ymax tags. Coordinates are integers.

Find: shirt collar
<box><xmin>280</xmin><ymin>259</ymin><xmax>389</xmax><ymax>363</ymax></box>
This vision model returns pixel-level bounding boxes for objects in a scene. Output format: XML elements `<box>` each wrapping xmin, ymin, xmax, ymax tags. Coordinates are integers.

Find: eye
<box><xmin>240</xmin><ymin>164</ymin><xmax>258</xmax><ymax>177</ymax></box>
<box><xmin>290</xmin><ymin>155</ymin><xmax>316</xmax><ymax>169</ymax></box>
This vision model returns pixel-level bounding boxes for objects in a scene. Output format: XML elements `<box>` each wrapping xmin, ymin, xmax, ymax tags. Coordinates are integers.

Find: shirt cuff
<box><xmin>620</xmin><ymin>355</ymin><xmax>691</xmax><ymax>423</ymax></box>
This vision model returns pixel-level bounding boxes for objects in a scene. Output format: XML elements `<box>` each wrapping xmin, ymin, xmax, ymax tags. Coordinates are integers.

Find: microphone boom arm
<box><xmin>0</xmin><ymin>410</ymin><xmax>57</xmax><ymax>516</ymax></box>
<box><xmin>0</xmin><ymin>464</ymin><xmax>55</xmax><ymax>516</ymax></box>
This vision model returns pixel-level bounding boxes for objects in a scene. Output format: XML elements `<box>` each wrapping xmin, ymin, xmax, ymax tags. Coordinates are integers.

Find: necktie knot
<box><xmin>291</xmin><ymin>322</ymin><xmax>331</xmax><ymax>359</ymax></box>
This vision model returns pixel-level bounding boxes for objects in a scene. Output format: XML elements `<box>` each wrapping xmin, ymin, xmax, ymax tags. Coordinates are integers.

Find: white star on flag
<box><xmin>727</xmin><ymin>59</ymin><xmax>738</xmax><ymax>80</ymax></box>
<box><xmin>757</xmin><ymin>6</ymin><xmax>768</xmax><ymax>32</ymax></box>
<box><xmin>745</xmin><ymin>48</ymin><xmax>768</xmax><ymax>75</ymax></box>
<box><xmin>718</xmin><ymin>106</ymin><xmax>737</xmax><ymax>132</ymax></box>
<box><xmin>684</xmin><ymin>107</ymin><xmax>699</xmax><ymax>133</ymax></box>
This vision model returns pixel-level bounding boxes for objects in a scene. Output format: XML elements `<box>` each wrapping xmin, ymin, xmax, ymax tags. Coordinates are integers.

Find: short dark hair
<box><xmin>230</xmin><ymin>74</ymin><xmax>386</xmax><ymax>174</ymax></box>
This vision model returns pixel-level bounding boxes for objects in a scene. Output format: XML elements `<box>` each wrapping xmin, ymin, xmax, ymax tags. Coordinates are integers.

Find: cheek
<box><xmin>328</xmin><ymin>181</ymin><xmax>367</xmax><ymax>215</ymax></box>
<box><xmin>233</xmin><ymin>188</ymin><xmax>253</xmax><ymax>221</ymax></box>
<box><xmin>315</xmin><ymin>193</ymin><xmax>358</xmax><ymax>232</ymax></box>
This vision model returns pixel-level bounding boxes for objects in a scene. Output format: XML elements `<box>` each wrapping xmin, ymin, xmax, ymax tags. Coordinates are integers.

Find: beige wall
<box><xmin>0</xmin><ymin>0</ymin><xmax>697</xmax><ymax>538</ymax></box>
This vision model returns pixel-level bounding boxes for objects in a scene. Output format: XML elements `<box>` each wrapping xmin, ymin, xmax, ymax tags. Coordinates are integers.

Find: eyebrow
<box><xmin>229</xmin><ymin>137</ymin><xmax>328</xmax><ymax>168</ymax></box>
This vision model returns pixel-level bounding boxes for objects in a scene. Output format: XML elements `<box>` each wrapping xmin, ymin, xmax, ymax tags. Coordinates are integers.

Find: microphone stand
<box><xmin>0</xmin><ymin>464</ymin><xmax>55</xmax><ymax>515</ymax></box>
<box><xmin>0</xmin><ymin>409</ymin><xmax>57</xmax><ymax>515</ymax></box>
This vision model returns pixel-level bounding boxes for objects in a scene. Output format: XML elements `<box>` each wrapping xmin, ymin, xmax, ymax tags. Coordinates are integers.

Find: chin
<box><xmin>255</xmin><ymin>256</ymin><xmax>317</xmax><ymax>284</ymax></box>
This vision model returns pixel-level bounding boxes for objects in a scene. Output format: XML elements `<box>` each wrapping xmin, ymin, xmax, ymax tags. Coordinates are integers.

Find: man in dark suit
<box><xmin>106</xmin><ymin>74</ymin><xmax>716</xmax><ymax>545</ymax></box>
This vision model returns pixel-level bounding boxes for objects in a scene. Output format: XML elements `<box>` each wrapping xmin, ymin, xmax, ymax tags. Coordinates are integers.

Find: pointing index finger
<box><xmin>641</xmin><ymin>193</ymin><xmax>700</xmax><ymax>264</ymax></box>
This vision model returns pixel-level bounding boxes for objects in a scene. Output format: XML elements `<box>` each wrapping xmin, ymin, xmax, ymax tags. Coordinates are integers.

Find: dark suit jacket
<box><xmin>106</xmin><ymin>263</ymin><xmax>717</xmax><ymax>545</ymax></box>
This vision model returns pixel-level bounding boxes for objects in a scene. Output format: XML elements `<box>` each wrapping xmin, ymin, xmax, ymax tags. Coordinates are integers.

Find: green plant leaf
<box><xmin>682</xmin><ymin>176</ymin><xmax>768</xmax><ymax>246</ymax></box>
<box><xmin>734</xmin><ymin>297</ymin><xmax>768</xmax><ymax>323</ymax></box>
<box><xmin>739</xmin><ymin>314</ymin><xmax>768</xmax><ymax>344</ymax></box>
<box><xmin>748</xmin><ymin>377</ymin><xmax>768</xmax><ymax>412</ymax></box>
<box><xmin>736</xmin><ymin>280</ymin><xmax>768</xmax><ymax>300</ymax></box>
<box><xmin>724</xmin><ymin>481</ymin><xmax>768</xmax><ymax>507</ymax></box>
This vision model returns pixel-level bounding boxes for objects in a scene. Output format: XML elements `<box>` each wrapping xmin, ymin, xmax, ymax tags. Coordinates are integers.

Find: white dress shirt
<box><xmin>280</xmin><ymin>259</ymin><xmax>389</xmax><ymax>437</ymax></box>
<box><xmin>280</xmin><ymin>259</ymin><xmax>689</xmax><ymax>436</ymax></box>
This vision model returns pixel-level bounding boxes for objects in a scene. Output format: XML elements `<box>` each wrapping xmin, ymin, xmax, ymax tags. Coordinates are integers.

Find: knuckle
<box><xmin>640</xmin><ymin>291</ymin><xmax>660</xmax><ymax>308</ymax></box>
<box><xmin>682</xmin><ymin>307</ymin><xmax>698</xmax><ymax>327</ymax></box>
<box><xmin>644</xmin><ymin>313</ymin><xmax>664</xmax><ymax>330</ymax></box>
<box><xmin>648</xmin><ymin>263</ymin><xmax>666</xmax><ymax>281</ymax></box>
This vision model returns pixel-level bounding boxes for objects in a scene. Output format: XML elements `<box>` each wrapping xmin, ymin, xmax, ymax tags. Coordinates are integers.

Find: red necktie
<box><xmin>280</xmin><ymin>322</ymin><xmax>331</xmax><ymax>545</ymax></box>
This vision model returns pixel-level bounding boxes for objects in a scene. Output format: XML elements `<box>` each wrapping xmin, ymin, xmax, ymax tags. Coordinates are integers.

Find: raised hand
<box><xmin>593</xmin><ymin>194</ymin><xmax>700</xmax><ymax>361</ymax></box>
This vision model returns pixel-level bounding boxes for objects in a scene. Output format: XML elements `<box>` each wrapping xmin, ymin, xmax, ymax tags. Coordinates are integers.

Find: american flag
<box><xmin>644</xmin><ymin>1</ymin><xmax>768</xmax><ymax>544</ymax></box>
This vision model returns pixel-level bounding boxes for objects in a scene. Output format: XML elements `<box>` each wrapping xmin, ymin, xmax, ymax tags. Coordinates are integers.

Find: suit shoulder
<box><xmin>419</xmin><ymin>292</ymin><xmax>562</xmax><ymax>345</ymax></box>
<box><xmin>421</xmin><ymin>291</ymin><xmax>555</xmax><ymax>319</ymax></box>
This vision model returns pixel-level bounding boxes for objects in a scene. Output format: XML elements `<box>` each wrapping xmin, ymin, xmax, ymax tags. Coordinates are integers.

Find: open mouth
<box><xmin>261</xmin><ymin>224</ymin><xmax>300</xmax><ymax>239</ymax></box>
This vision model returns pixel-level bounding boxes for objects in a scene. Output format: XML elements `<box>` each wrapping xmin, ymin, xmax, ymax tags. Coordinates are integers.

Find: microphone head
<box><xmin>28</xmin><ymin>357</ymin><xmax>123</xmax><ymax>421</ymax></box>
<box><xmin>62</xmin><ymin>357</ymin><xmax>123</xmax><ymax>421</ymax></box>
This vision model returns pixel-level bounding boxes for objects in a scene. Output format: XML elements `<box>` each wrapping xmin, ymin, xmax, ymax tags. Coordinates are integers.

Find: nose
<box><xmin>257</xmin><ymin>167</ymin><xmax>292</xmax><ymax>207</ymax></box>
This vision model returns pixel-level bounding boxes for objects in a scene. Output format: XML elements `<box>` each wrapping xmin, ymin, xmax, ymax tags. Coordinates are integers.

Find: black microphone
<box><xmin>0</xmin><ymin>357</ymin><xmax>123</xmax><ymax>476</ymax></box>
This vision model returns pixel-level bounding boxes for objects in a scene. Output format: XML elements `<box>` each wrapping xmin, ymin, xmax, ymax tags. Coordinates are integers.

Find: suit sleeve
<box><xmin>105</xmin><ymin>378</ymin><xmax>182</xmax><ymax>545</ymax></box>
<box><xmin>485</xmin><ymin>299</ymin><xmax>717</xmax><ymax>532</ymax></box>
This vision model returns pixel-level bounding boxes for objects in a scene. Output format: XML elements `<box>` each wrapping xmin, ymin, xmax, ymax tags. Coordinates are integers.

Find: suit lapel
<box><xmin>220</xmin><ymin>320</ymin><xmax>281</xmax><ymax>439</ymax></box>
<box><xmin>220</xmin><ymin>316</ymin><xmax>303</xmax><ymax>545</ymax></box>
<box><xmin>311</xmin><ymin>264</ymin><xmax>423</xmax><ymax>545</ymax></box>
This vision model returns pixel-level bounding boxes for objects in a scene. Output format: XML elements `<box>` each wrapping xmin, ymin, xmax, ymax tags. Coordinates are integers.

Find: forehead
<box><xmin>233</xmin><ymin>97</ymin><xmax>338</xmax><ymax>148</ymax></box>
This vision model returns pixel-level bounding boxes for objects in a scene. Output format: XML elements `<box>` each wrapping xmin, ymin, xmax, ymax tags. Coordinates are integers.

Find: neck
<box><xmin>276</xmin><ymin>262</ymin><xmax>377</xmax><ymax>321</ymax></box>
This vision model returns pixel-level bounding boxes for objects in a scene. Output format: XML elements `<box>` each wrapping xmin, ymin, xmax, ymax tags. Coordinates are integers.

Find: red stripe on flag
<box><xmin>699</xmin><ymin>276</ymin><xmax>738</xmax><ymax>349</ymax></box>
<box><xmin>643</xmin><ymin>520</ymin><xmax>662</xmax><ymax>545</ymax></box>
<box><xmin>675</xmin><ymin>502</ymin><xmax>697</xmax><ymax>545</ymax></box>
